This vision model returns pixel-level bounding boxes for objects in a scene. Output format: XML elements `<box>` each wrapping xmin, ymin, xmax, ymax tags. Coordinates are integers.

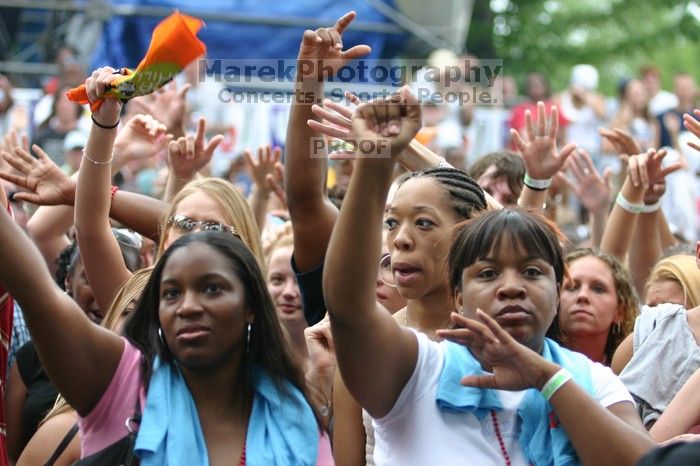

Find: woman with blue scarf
<box><xmin>0</xmin><ymin>60</ymin><xmax>330</xmax><ymax>464</ymax></box>
<box><xmin>323</xmin><ymin>89</ymin><xmax>656</xmax><ymax>465</ymax></box>
<box><xmin>0</xmin><ymin>212</ymin><xmax>321</xmax><ymax>464</ymax></box>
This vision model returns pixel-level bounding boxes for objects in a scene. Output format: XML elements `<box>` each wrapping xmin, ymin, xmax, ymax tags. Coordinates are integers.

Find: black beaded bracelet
<box><xmin>91</xmin><ymin>114</ymin><xmax>120</xmax><ymax>129</ymax></box>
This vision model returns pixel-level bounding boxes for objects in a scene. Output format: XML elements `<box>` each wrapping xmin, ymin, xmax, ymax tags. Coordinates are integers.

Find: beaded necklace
<box><xmin>490</xmin><ymin>410</ymin><xmax>512</xmax><ymax>466</ymax></box>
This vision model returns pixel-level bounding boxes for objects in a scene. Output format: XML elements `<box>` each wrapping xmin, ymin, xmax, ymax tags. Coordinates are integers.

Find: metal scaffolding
<box><xmin>0</xmin><ymin>0</ymin><xmax>472</xmax><ymax>86</ymax></box>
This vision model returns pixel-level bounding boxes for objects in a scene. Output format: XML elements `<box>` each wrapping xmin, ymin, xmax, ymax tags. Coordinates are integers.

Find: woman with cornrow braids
<box><xmin>382</xmin><ymin>165</ymin><xmax>488</xmax><ymax>340</ymax></box>
<box><xmin>331</xmin><ymin>143</ymin><xmax>490</xmax><ymax>466</ymax></box>
<box><xmin>324</xmin><ymin>88</ymin><xmax>654</xmax><ymax>466</ymax></box>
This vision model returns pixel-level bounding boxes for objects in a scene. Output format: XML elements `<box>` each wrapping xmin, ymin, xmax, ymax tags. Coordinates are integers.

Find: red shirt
<box><xmin>508</xmin><ymin>99</ymin><xmax>568</xmax><ymax>150</ymax></box>
<box><xmin>0</xmin><ymin>205</ymin><xmax>14</xmax><ymax>466</ymax></box>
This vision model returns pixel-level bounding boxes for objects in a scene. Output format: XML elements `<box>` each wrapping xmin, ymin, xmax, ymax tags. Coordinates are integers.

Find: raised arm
<box><xmin>163</xmin><ymin>117</ymin><xmax>222</xmax><ymax>202</ymax></box>
<box><xmin>244</xmin><ymin>145</ymin><xmax>281</xmax><ymax>233</ymax></box>
<box><xmin>628</xmin><ymin>186</ymin><xmax>666</xmax><ymax>299</ymax></box>
<box><xmin>600</xmin><ymin>149</ymin><xmax>681</xmax><ymax>261</ymax></box>
<box><xmin>0</xmin><ymin>189</ymin><xmax>122</xmax><ymax>417</ymax></box>
<box><xmin>75</xmin><ymin>68</ymin><xmax>141</xmax><ymax>312</ymax></box>
<box><xmin>309</xmin><ymin>92</ymin><xmax>502</xmax><ymax>211</ymax></box>
<box><xmin>512</xmin><ymin>102</ymin><xmax>576</xmax><ymax>211</ymax></box>
<box><xmin>324</xmin><ymin>88</ymin><xmax>420</xmax><ymax>418</ymax></box>
<box><xmin>1</xmin><ymin>117</ymin><xmax>168</xmax><ymax>273</ymax></box>
<box><xmin>555</xmin><ymin>150</ymin><xmax>612</xmax><ymax>247</ymax></box>
<box><xmin>285</xmin><ymin>12</ymin><xmax>370</xmax><ymax>273</ymax></box>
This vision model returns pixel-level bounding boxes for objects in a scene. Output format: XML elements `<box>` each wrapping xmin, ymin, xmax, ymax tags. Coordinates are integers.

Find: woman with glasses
<box><xmin>72</xmin><ymin>67</ymin><xmax>263</xmax><ymax>316</ymax></box>
<box><xmin>0</xmin><ymin>207</ymin><xmax>323</xmax><ymax>464</ymax></box>
<box><xmin>1</xmin><ymin>66</ymin><xmax>326</xmax><ymax>465</ymax></box>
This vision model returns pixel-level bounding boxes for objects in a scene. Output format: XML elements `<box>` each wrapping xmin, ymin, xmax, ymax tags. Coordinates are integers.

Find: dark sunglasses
<box><xmin>168</xmin><ymin>214</ymin><xmax>239</xmax><ymax>237</ymax></box>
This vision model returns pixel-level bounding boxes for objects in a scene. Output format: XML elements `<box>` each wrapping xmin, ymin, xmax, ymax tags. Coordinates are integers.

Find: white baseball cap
<box><xmin>63</xmin><ymin>130</ymin><xmax>88</xmax><ymax>152</ymax></box>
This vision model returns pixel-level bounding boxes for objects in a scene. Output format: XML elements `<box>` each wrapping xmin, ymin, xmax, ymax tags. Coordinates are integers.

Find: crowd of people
<box><xmin>0</xmin><ymin>9</ymin><xmax>699</xmax><ymax>466</ymax></box>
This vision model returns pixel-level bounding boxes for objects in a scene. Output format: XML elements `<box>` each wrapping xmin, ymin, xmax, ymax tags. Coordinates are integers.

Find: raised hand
<box><xmin>298</xmin><ymin>11</ymin><xmax>371</xmax><ymax>81</ymax></box>
<box><xmin>167</xmin><ymin>117</ymin><xmax>223</xmax><ymax>178</ymax></box>
<box><xmin>308</xmin><ymin>91</ymin><xmax>366</xmax><ymax>159</ymax></box>
<box><xmin>599</xmin><ymin>127</ymin><xmax>642</xmax><ymax>159</ymax></box>
<box><xmin>265</xmin><ymin>162</ymin><xmax>287</xmax><ymax>210</ymax></box>
<box><xmin>511</xmin><ymin>102</ymin><xmax>576</xmax><ymax>180</ymax></box>
<box><xmin>243</xmin><ymin>145</ymin><xmax>282</xmax><ymax>193</ymax></box>
<box><xmin>437</xmin><ymin>310</ymin><xmax>558</xmax><ymax>391</ymax></box>
<box><xmin>626</xmin><ymin>148</ymin><xmax>682</xmax><ymax>190</ymax></box>
<box><xmin>2</xmin><ymin>128</ymin><xmax>29</xmax><ymax>155</ymax></box>
<box><xmin>304</xmin><ymin>314</ymin><xmax>336</xmax><ymax>374</ymax></box>
<box><xmin>86</xmin><ymin>67</ymin><xmax>124</xmax><ymax>128</ymax></box>
<box><xmin>129</xmin><ymin>81</ymin><xmax>191</xmax><ymax>134</ymax></box>
<box><xmin>0</xmin><ymin>145</ymin><xmax>75</xmax><ymax>205</ymax></box>
<box><xmin>350</xmin><ymin>87</ymin><xmax>421</xmax><ymax>159</ymax></box>
<box><xmin>114</xmin><ymin>114</ymin><xmax>172</xmax><ymax>163</ymax></box>
<box><xmin>683</xmin><ymin>110</ymin><xmax>700</xmax><ymax>152</ymax></box>
<box><xmin>556</xmin><ymin>150</ymin><xmax>612</xmax><ymax>214</ymax></box>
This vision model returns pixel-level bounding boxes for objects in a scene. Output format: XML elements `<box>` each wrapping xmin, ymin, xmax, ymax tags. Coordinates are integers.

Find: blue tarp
<box><xmin>91</xmin><ymin>0</ymin><xmax>406</xmax><ymax>70</ymax></box>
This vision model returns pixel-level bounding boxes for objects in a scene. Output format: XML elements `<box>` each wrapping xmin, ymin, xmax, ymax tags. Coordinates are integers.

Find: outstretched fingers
<box><xmin>683</xmin><ymin>112</ymin><xmax>700</xmax><ymax>139</ymax></box>
<box><xmin>4</xmin><ymin>148</ymin><xmax>33</xmax><ymax>174</ymax></box>
<box><xmin>341</xmin><ymin>45</ymin><xmax>372</xmax><ymax>60</ymax></box>
<box><xmin>536</xmin><ymin>101</ymin><xmax>546</xmax><ymax>137</ymax></box>
<box><xmin>204</xmin><ymin>134</ymin><xmax>224</xmax><ymax>157</ymax></box>
<box><xmin>324</xmin><ymin>99</ymin><xmax>355</xmax><ymax>121</ymax></box>
<box><xmin>307</xmin><ymin>119</ymin><xmax>350</xmax><ymax>139</ymax></box>
<box><xmin>312</xmin><ymin>101</ymin><xmax>353</xmax><ymax>128</ymax></box>
<box><xmin>558</xmin><ymin>142</ymin><xmax>577</xmax><ymax>165</ymax></box>
<box><xmin>548</xmin><ymin>105</ymin><xmax>559</xmax><ymax>140</ymax></box>
<box><xmin>334</xmin><ymin>11</ymin><xmax>357</xmax><ymax>34</ymax></box>
<box><xmin>474</xmin><ymin>309</ymin><xmax>516</xmax><ymax>345</ymax></box>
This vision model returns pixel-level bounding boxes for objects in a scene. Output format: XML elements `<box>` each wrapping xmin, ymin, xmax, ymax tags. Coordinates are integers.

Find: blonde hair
<box><xmin>646</xmin><ymin>255</ymin><xmax>700</xmax><ymax>308</ymax></box>
<box><xmin>158</xmin><ymin>178</ymin><xmax>264</xmax><ymax>267</ymax></box>
<box><xmin>101</xmin><ymin>268</ymin><xmax>153</xmax><ymax>331</ymax></box>
<box><xmin>263</xmin><ymin>221</ymin><xmax>294</xmax><ymax>267</ymax></box>
<box><xmin>42</xmin><ymin>269</ymin><xmax>152</xmax><ymax>424</ymax></box>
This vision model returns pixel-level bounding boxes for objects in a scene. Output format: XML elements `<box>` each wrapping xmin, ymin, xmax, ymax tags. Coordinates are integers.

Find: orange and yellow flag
<box><xmin>67</xmin><ymin>11</ymin><xmax>206</xmax><ymax>111</ymax></box>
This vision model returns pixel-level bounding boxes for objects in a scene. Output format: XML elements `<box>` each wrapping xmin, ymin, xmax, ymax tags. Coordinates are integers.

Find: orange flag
<box><xmin>67</xmin><ymin>11</ymin><xmax>206</xmax><ymax>111</ymax></box>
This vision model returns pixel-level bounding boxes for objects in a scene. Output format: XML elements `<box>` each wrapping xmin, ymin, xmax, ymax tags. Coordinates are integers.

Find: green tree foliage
<box><xmin>467</xmin><ymin>0</ymin><xmax>700</xmax><ymax>94</ymax></box>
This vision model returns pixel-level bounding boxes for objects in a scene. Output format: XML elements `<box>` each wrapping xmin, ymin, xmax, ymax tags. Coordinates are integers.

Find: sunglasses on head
<box><xmin>168</xmin><ymin>215</ymin><xmax>239</xmax><ymax>237</ymax></box>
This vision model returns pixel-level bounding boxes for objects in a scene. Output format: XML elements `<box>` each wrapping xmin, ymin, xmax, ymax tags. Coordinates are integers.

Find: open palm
<box><xmin>511</xmin><ymin>102</ymin><xmax>576</xmax><ymax>180</ymax></box>
<box><xmin>0</xmin><ymin>145</ymin><xmax>75</xmax><ymax>205</ymax></box>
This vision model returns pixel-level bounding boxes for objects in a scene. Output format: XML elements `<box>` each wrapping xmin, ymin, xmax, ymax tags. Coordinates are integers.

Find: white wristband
<box><xmin>615</xmin><ymin>193</ymin><xmax>645</xmax><ymax>214</ymax></box>
<box><xmin>524</xmin><ymin>174</ymin><xmax>552</xmax><ymax>190</ymax></box>
<box><xmin>540</xmin><ymin>368</ymin><xmax>572</xmax><ymax>401</ymax></box>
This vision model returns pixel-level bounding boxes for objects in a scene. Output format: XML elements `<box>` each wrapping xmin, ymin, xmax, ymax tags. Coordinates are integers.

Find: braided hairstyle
<box><xmin>398</xmin><ymin>167</ymin><xmax>487</xmax><ymax>220</ymax></box>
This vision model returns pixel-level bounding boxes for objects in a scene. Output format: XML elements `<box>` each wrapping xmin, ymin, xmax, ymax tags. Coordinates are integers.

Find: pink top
<box><xmin>79</xmin><ymin>338</ymin><xmax>335</xmax><ymax>465</ymax></box>
<box><xmin>78</xmin><ymin>339</ymin><xmax>143</xmax><ymax>457</ymax></box>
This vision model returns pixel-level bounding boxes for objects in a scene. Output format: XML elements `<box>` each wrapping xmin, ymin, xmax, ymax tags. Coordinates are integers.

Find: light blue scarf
<box><xmin>134</xmin><ymin>357</ymin><xmax>319</xmax><ymax>466</ymax></box>
<box><xmin>436</xmin><ymin>338</ymin><xmax>594</xmax><ymax>466</ymax></box>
